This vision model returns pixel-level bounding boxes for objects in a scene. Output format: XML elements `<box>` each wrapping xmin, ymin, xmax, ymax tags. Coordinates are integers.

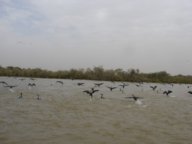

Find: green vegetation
<box><xmin>0</xmin><ymin>66</ymin><xmax>192</xmax><ymax>83</ymax></box>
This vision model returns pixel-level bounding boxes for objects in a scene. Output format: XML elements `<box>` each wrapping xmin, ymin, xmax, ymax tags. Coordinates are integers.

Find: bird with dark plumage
<box><xmin>0</xmin><ymin>81</ymin><xmax>8</xmax><ymax>86</ymax></box>
<box><xmin>83</xmin><ymin>88</ymin><xmax>99</xmax><ymax>98</ymax></box>
<box><xmin>37</xmin><ymin>94</ymin><xmax>41</xmax><ymax>100</ymax></box>
<box><xmin>119</xmin><ymin>83</ymin><xmax>128</xmax><ymax>89</ymax></box>
<box><xmin>77</xmin><ymin>82</ymin><xmax>84</xmax><ymax>86</ymax></box>
<box><xmin>94</xmin><ymin>83</ymin><xmax>103</xmax><ymax>87</ymax></box>
<box><xmin>18</xmin><ymin>92</ymin><xmax>23</xmax><ymax>99</ymax></box>
<box><xmin>150</xmin><ymin>86</ymin><xmax>157</xmax><ymax>91</ymax></box>
<box><xmin>4</xmin><ymin>85</ymin><xmax>17</xmax><ymax>89</ymax></box>
<box><xmin>125</xmin><ymin>94</ymin><xmax>143</xmax><ymax>101</ymax></box>
<box><xmin>100</xmin><ymin>93</ymin><xmax>105</xmax><ymax>99</ymax></box>
<box><xmin>188</xmin><ymin>91</ymin><xmax>192</xmax><ymax>94</ymax></box>
<box><xmin>107</xmin><ymin>86</ymin><xmax>117</xmax><ymax>91</ymax></box>
<box><xmin>28</xmin><ymin>83</ymin><xmax>36</xmax><ymax>87</ymax></box>
<box><xmin>163</xmin><ymin>90</ymin><xmax>172</xmax><ymax>96</ymax></box>
<box><xmin>56</xmin><ymin>81</ymin><xmax>64</xmax><ymax>85</ymax></box>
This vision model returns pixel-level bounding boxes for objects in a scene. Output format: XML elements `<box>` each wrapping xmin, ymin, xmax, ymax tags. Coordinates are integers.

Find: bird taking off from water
<box><xmin>163</xmin><ymin>90</ymin><xmax>172</xmax><ymax>96</ymax></box>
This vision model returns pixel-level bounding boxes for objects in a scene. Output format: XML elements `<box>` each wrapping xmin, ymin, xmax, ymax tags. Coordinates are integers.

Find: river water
<box><xmin>0</xmin><ymin>77</ymin><xmax>192</xmax><ymax>144</ymax></box>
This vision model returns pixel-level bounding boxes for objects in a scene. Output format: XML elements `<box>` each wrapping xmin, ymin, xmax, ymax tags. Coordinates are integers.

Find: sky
<box><xmin>0</xmin><ymin>0</ymin><xmax>192</xmax><ymax>75</ymax></box>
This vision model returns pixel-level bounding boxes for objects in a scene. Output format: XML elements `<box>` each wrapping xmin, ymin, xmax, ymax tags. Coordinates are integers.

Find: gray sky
<box><xmin>0</xmin><ymin>0</ymin><xmax>192</xmax><ymax>75</ymax></box>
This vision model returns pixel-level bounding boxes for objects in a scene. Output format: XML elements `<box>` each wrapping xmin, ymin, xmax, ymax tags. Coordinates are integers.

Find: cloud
<box><xmin>0</xmin><ymin>0</ymin><xmax>192</xmax><ymax>74</ymax></box>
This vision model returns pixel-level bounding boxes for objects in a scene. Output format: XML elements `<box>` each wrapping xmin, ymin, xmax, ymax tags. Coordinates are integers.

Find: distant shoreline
<box><xmin>0</xmin><ymin>66</ymin><xmax>192</xmax><ymax>84</ymax></box>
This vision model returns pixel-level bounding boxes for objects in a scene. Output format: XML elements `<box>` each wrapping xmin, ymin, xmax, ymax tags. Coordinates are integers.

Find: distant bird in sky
<box><xmin>107</xmin><ymin>86</ymin><xmax>117</xmax><ymax>91</ymax></box>
<box><xmin>163</xmin><ymin>90</ymin><xmax>172</xmax><ymax>96</ymax></box>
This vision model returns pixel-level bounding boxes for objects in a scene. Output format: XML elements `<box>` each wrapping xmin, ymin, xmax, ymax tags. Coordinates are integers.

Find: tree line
<box><xmin>0</xmin><ymin>66</ymin><xmax>192</xmax><ymax>83</ymax></box>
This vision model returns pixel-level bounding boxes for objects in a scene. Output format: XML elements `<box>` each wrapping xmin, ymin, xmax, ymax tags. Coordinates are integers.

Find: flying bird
<box><xmin>119</xmin><ymin>83</ymin><xmax>128</xmax><ymax>89</ymax></box>
<box><xmin>28</xmin><ymin>83</ymin><xmax>36</xmax><ymax>87</ymax></box>
<box><xmin>107</xmin><ymin>86</ymin><xmax>117</xmax><ymax>91</ymax></box>
<box><xmin>56</xmin><ymin>81</ymin><xmax>64</xmax><ymax>85</ymax></box>
<box><xmin>77</xmin><ymin>82</ymin><xmax>84</xmax><ymax>86</ymax></box>
<box><xmin>188</xmin><ymin>91</ymin><xmax>192</xmax><ymax>94</ymax></box>
<box><xmin>4</xmin><ymin>85</ymin><xmax>17</xmax><ymax>89</ymax></box>
<box><xmin>0</xmin><ymin>81</ymin><xmax>8</xmax><ymax>86</ymax></box>
<box><xmin>94</xmin><ymin>83</ymin><xmax>103</xmax><ymax>87</ymax></box>
<box><xmin>150</xmin><ymin>86</ymin><xmax>157</xmax><ymax>91</ymax></box>
<box><xmin>163</xmin><ymin>90</ymin><xmax>172</xmax><ymax>96</ymax></box>
<box><xmin>83</xmin><ymin>88</ymin><xmax>99</xmax><ymax>98</ymax></box>
<box><xmin>125</xmin><ymin>94</ymin><xmax>143</xmax><ymax>101</ymax></box>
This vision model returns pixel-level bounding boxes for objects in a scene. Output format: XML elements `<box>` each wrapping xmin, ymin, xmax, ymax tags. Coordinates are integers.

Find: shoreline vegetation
<box><xmin>0</xmin><ymin>66</ymin><xmax>192</xmax><ymax>84</ymax></box>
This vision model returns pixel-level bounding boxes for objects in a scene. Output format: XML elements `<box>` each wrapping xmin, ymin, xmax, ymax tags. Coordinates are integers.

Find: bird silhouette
<box><xmin>28</xmin><ymin>83</ymin><xmax>36</xmax><ymax>87</ymax></box>
<box><xmin>83</xmin><ymin>88</ymin><xmax>99</xmax><ymax>98</ymax></box>
<box><xmin>77</xmin><ymin>82</ymin><xmax>84</xmax><ymax>86</ymax></box>
<box><xmin>119</xmin><ymin>83</ymin><xmax>128</xmax><ymax>89</ymax></box>
<box><xmin>150</xmin><ymin>86</ymin><xmax>157</xmax><ymax>91</ymax></box>
<box><xmin>163</xmin><ymin>90</ymin><xmax>172</xmax><ymax>96</ymax></box>
<box><xmin>107</xmin><ymin>86</ymin><xmax>117</xmax><ymax>91</ymax></box>
<box><xmin>56</xmin><ymin>81</ymin><xmax>64</xmax><ymax>85</ymax></box>
<box><xmin>18</xmin><ymin>92</ymin><xmax>23</xmax><ymax>99</ymax></box>
<box><xmin>100</xmin><ymin>93</ymin><xmax>105</xmax><ymax>99</ymax></box>
<box><xmin>125</xmin><ymin>94</ymin><xmax>143</xmax><ymax>101</ymax></box>
<box><xmin>0</xmin><ymin>81</ymin><xmax>8</xmax><ymax>86</ymax></box>
<box><xmin>37</xmin><ymin>94</ymin><xmax>41</xmax><ymax>100</ymax></box>
<box><xmin>94</xmin><ymin>83</ymin><xmax>103</xmax><ymax>87</ymax></box>
<box><xmin>188</xmin><ymin>91</ymin><xmax>192</xmax><ymax>94</ymax></box>
<box><xmin>4</xmin><ymin>85</ymin><xmax>17</xmax><ymax>88</ymax></box>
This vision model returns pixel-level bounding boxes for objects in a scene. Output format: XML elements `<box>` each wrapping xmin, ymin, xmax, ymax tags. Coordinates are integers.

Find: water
<box><xmin>0</xmin><ymin>77</ymin><xmax>192</xmax><ymax>144</ymax></box>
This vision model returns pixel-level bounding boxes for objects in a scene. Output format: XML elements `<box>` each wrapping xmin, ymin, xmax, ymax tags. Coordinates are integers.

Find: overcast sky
<box><xmin>0</xmin><ymin>0</ymin><xmax>192</xmax><ymax>75</ymax></box>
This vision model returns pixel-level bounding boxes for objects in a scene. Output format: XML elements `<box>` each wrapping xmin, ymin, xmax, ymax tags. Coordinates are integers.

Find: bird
<box><xmin>28</xmin><ymin>83</ymin><xmax>36</xmax><ymax>87</ymax></box>
<box><xmin>150</xmin><ymin>86</ymin><xmax>157</xmax><ymax>91</ymax></box>
<box><xmin>94</xmin><ymin>83</ymin><xmax>103</xmax><ymax>87</ymax></box>
<box><xmin>4</xmin><ymin>85</ymin><xmax>17</xmax><ymax>92</ymax></box>
<box><xmin>188</xmin><ymin>91</ymin><xmax>192</xmax><ymax>94</ymax></box>
<box><xmin>4</xmin><ymin>85</ymin><xmax>17</xmax><ymax>89</ymax></box>
<box><xmin>135</xmin><ymin>84</ymin><xmax>141</xmax><ymax>87</ymax></box>
<box><xmin>18</xmin><ymin>92</ymin><xmax>23</xmax><ymax>99</ymax></box>
<box><xmin>36</xmin><ymin>94</ymin><xmax>41</xmax><ymax>100</ymax></box>
<box><xmin>30</xmin><ymin>78</ymin><xmax>36</xmax><ymax>81</ymax></box>
<box><xmin>119</xmin><ymin>83</ymin><xmax>128</xmax><ymax>89</ymax></box>
<box><xmin>77</xmin><ymin>82</ymin><xmax>84</xmax><ymax>86</ymax></box>
<box><xmin>125</xmin><ymin>94</ymin><xmax>143</xmax><ymax>101</ymax></box>
<box><xmin>100</xmin><ymin>93</ymin><xmax>105</xmax><ymax>99</ymax></box>
<box><xmin>163</xmin><ymin>90</ymin><xmax>172</xmax><ymax>96</ymax></box>
<box><xmin>83</xmin><ymin>88</ymin><xmax>99</xmax><ymax>98</ymax></box>
<box><xmin>107</xmin><ymin>86</ymin><xmax>117</xmax><ymax>91</ymax></box>
<box><xmin>56</xmin><ymin>81</ymin><xmax>64</xmax><ymax>85</ymax></box>
<box><xmin>0</xmin><ymin>81</ymin><xmax>8</xmax><ymax>86</ymax></box>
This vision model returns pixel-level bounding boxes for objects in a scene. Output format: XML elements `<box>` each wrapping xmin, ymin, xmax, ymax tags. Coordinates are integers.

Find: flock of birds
<box><xmin>1</xmin><ymin>77</ymin><xmax>192</xmax><ymax>105</ymax></box>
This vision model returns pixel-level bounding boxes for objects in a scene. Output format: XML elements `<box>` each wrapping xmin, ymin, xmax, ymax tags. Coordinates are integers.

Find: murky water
<box><xmin>0</xmin><ymin>77</ymin><xmax>192</xmax><ymax>144</ymax></box>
